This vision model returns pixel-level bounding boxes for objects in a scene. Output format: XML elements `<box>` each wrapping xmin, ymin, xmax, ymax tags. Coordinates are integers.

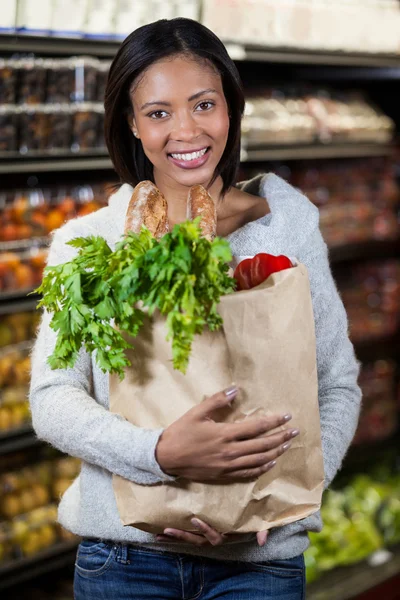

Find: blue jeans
<box><xmin>74</xmin><ymin>539</ymin><xmax>305</xmax><ymax>599</ymax></box>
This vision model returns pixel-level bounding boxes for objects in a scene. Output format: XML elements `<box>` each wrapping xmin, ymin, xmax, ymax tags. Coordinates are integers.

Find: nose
<box><xmin>171</xmin><ymin>110</ymin><xmax>202</xmax><ymax>142</ymax></box>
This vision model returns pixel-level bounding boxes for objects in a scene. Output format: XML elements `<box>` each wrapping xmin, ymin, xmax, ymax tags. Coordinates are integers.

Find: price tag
<box><xmin>368</xmin><ymin>549</ymin><xmax>393</xmax><ymax>567</ymax></box>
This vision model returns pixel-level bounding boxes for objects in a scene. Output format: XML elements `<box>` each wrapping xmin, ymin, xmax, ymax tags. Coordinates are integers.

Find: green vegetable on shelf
<box><xmin>305</xmin><ymin>471</ymin><xmax>400</xmax><ymax>583</ymax></box>
<box><xmin>34</xmin><ymin>219</ymin><xmax>235</xmax><ymax>378</ymax></box>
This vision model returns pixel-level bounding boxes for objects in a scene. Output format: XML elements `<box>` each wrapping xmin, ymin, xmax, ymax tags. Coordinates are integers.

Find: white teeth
<box><xmin>171</xmin><ymin>148</ymin><xmax>208</xmax><ymax>161</ymax></box>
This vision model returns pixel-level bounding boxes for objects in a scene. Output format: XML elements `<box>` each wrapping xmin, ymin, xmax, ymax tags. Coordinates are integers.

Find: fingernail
<box><xmin>282</xmin><ymin>442</ymin><xmax>291</xmax><ymax>451</ymax></box>
<box><xmin>282</xmin><ymin>414</ymin><xmax>292</xmax><ymax>422</ymax></box>
<box><xmin>290</xmin><ymin>429</ymin><xmax>300</xmax><ymax>438</ymax></box>
<box><xmin>264</xmin><ymin>460</ymin><xmax>276</xmax><ymax>471</ymax></box>
<box><xmin>191</xmin><ymin>518</ymin><xmax>201</xmax><ymax>528</ymax></box>
<box><xmin>224</xmin><ymin>385</ymin><xmax>238</xmax><ymax>398</ymax></box>
<box><xmin>164</xmin><ymin>530</ymin><xmax>175</xmax><ymax>537</ymax></box>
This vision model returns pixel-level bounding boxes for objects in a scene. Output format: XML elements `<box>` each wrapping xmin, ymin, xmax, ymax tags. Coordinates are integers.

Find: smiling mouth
<box><xmin>168</xmin><ymin>147</ymin><xmax>210</xmax><ymax>162</ymax></box>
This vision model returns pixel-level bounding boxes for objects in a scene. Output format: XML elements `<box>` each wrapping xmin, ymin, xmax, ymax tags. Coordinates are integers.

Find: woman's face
<box><xmin>129</xmin><ymin>55</ymin><xmax>230</xmax><ymax>190</ymax></box>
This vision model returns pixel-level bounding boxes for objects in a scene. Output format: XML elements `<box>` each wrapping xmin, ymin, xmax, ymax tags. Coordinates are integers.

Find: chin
<box><xmin>171</xmin><ymin>167</ymin><xmax>216</xmax><ymax>189</ymax></box>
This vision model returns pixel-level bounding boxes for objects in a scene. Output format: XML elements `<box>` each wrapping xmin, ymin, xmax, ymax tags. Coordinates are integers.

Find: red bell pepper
<box><xmin>234</xmin><ymin>253</ymin><xmax>293</xmax><ymax>291</ymax></box>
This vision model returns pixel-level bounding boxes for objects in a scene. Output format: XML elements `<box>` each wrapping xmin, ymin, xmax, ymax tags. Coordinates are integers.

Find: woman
<box><xmin>29</xmin><ymin>18</ymin><xmax>361</xmax><ymax>600</ymax></box>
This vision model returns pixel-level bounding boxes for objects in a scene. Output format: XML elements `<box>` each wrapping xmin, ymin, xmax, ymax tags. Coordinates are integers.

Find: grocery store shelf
<box><xmin>354</xmin><ymin>331</ymin><xmax>400</xmax><ymax>362</ymax></box>
<box><xmin>330</xmin><ymin>239</ymin><xmax>400</xmax><ymax>264</ymax></box>
<box><xmin>0</xmin><ymin>296</ymin><xmax>39</xmax><ymax>316</ymax></box>
<box><xmin>0</xmin><ymin>540</ymin><xmax>78</xmax><ymax>591</ymax></box>
<box><xmin>240</xmin><ymin>142</ymin><xmax>393</xmax><ymax>162</ymax></box>
<box><xmin>225</xmin><ymin>42</ymin><xmax>400</xmax><ymax>68</ymax></box>
<box><xmin>0</xmin><ymin>33</ymin><xmax>120</xmax><ymax>57</ymax></box>
<box><xmin>0</xmin><ymin>426</ymin><xmax>42</xmax><ymax>455</ymax></box>
<box><xmin>0</xmin><ymin>289</ymin><xmax>40</xmax><ymax>302</ymax></box>
<box><xmin>0</xmin><ymin>143</ymin><xmax>393</xmax><ymax>174</ymax></box>
<box><xmin>2</xmin><ymin>34</ymin><xmax>400</xmax><ymax>68</ymax></box>
<box><xmin>0</xmin><ymin>237</ymin><xmax>50</xmax><ymax>252</ymax></box>
<box><xmin>0</xmin><ymin>156</ymin><xmax>114</xmax><ymax>174</ymax></box>
<box><xmin>307</xmin><ymin>545</ymin><xmax>400</xmax><ymax>600</ymax></box>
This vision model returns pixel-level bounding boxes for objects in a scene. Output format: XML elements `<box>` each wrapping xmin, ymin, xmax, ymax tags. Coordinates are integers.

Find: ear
<box><xmin>127</xmin><ymin>109</ymin><xmax>139</xmax><ymax>138</ymax></box>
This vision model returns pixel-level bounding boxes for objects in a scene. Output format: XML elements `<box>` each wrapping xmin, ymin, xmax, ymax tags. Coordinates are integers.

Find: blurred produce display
<box><xmin>336</xmin><ymin>259</ymin><xmax>400</xmax><ymax>343</ymax></box>
<box><xmin>203</xmin><ymin>0</ymin><xmax>400</xmax><ymax>55</ymax></box>
<box><xmin>290</xmin><ymin>158</ymin><xmax>400</xmax><ymax>247</ymax></box>
<box><xmin>242</xmin><ymin>90</ymin><xmax>395</xmax><ymax>147</ymax></box>
<box><xmin>0</xmin><ymin>248</ymin><xmax>47</xmax><ymax>294</ymax></box>
<box><xmin>0</xmin><ymin>341</ymin><xmax>31</xmax><ymax>433</ymax></box>
<box><xmin>353</xmin><ymin>360</ymin><xmax>398</xmax><ymax>445</ymax></box>
<box><xmin>305</xmin><ymin>470</ymin><xmax>400</xmax><ymax>583</ymax></box>
<box><xmin>0</xmin><ymin>311</ymin><xmax>40</xmax><ymax>349</ymax></box>
<box><xmin>0</xmin><ymin>456</ymin><xmax>80</xmax><ymax>564</ymax></box>
<box><xmin>0</xmin><ymin>183</ymin><xmax>109</xmax><ymax>243</ymax></box>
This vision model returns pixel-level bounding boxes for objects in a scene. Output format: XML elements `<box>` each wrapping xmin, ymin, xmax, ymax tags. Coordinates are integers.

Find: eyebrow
<box><xmin>140</xmin><ymin>88</ymin><xmax>218</xmax><ymax>111</ymax></box>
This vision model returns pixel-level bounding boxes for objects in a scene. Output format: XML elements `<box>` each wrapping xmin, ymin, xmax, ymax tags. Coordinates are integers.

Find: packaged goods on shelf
<box><xmin>50</xmin><ymin>0</ymin><xmax>88</xmax><ymax>38</ymax></box>
<box><xmin>337</xmin><ymin>260</ymin><xmax>400</xmax><ymax>342</ymax></box>
<box><xmin>0</xmin><ymin>311</ymin><xmax>41</xmax><ymax>349</ymax></box>
<box><xmin>0</xmin><ymin>0</ymin><xmax>17</xmax><ymax>34</ymax></box>
<box><xmin>305</xmin><ymin>469</ymin><xmax>400</xmax><ymax>583</ymax></box>
<box><xmin>16</xmin><ymin>0</ymin><xmax>53</xmax><ymax>36</ymax></box>
<box><xmin>114</xmin><ymin>0</ymin><xmax>200</xmax><ymax>37</ymax></box>
<box><xmin>202</xmin><ymin>0</ymin><xmax>400</xmax><ymax>55</ymax></box>
<box><xmin>353</xmin><ymin>359</ymin><xmax>398</xmax><ymax>445</ymax></box>
<box><xmin>0</xmin><ymin>60</ymin><xmax>18</xmax><ymax>104</ymax></box>
<box><xmin>83</xmin><ymin>0</ymin><xmax>117</xmax><ymax>39</ymax></box>
<box><xmin>289</xmin><ymin>158</ymin><xmax>400</xmax><ymax>247</ymax></box>
<box><xmin>0</xmin><ymin>183</ymin><xmax>109</xmax><ymax>244</ymax></box>
<box><xmin>0</xmin><ymin>102</ymin><xmax>106</xmax><ymax>155</ymax></box>
<box><xmin>242</xmin><ymin>89</ymin><xmax>395</xmax><ymax>148</ymax></box>
<box><xmin>242</xmin><ymin>93</ymin><xmax>316</xmax><ymax>145</ymax></box>
<box><xmin>0</xmin><ymin>105</ymin><xmax>18</xmax><ymax>153</ymax></box>
<box><xmin>0</xmin><ymin>57</ymin><xmax>111</xmax><ymax>107</ymax></box>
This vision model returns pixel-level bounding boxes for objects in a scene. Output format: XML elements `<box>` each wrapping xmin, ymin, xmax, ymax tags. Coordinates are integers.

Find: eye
<box><xmin>196</xmin><ymin>101</ymin><xmax>215</xmax><ymax>111</ymax></box>
<box><xmin>148</xmin><ymin>110</ymin><xmax>168</xmax><ymax>119</ymax></box>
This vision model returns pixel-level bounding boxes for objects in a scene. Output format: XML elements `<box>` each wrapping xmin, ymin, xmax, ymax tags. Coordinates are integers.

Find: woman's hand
<box><xmin>156</xmin><ymin>518</ymin><xmax>269</xmax><ymax>547</ymax></box>
<box><xmin>156</xmin><ymin>386</ymin><xmax>299</xmax><ymax>481</ymax></box>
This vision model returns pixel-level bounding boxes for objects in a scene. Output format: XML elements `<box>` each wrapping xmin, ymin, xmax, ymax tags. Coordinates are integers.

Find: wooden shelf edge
<box><xmin>307</xmin><ymin>545</ymin><xmax>400</xmax><ymax>600</ymax></box>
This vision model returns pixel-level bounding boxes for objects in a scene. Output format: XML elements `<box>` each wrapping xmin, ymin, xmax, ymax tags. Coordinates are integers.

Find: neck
<box><xmin>153</xmin><ymin>172</ymin><xmax>226</xmax><ymax>227</ymax></box>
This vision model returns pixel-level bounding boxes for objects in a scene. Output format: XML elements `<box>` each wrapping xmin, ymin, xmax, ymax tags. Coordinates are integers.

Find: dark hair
<box><xmin>104</xmin><ymin>18</ymin><xmax>245</xmax><ymax>195</ymax></box>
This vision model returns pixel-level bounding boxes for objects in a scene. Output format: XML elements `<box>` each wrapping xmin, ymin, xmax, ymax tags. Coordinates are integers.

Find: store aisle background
<box><xmin>0</xmin><ymin>1</ymin><xmax>400</xmax><ymax>598</ymax></box>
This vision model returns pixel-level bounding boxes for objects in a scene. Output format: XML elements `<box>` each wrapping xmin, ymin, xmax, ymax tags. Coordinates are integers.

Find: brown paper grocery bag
<box><xmin>110</xmin><ymin>263</ymin><xmax>324</xmax><ymax>534</ymax></box>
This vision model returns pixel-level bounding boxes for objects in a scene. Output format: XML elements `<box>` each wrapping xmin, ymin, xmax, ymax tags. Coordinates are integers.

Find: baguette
<box><xmin>124</xmin><ymin>181</ymin><xmax>169</xmax><ymax>239</ymax></box>
<box><xmin>187</xmin><ymin>185</ymin><xmax>217</xmax><ymax>241</ymax></box>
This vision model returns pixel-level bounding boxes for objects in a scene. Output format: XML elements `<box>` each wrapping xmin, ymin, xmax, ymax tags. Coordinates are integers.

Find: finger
<box><xmin>224</xmin><ymin>428</ymin><xmax>300</xmax><ymax>460</ymax></box>
<box><xmin>223</xmin><ymin>460</ymin><xmax>277</xmax><ymax>480</ymax></box>
<box><xmin>225</xmin><ymin>414</ymin><xmax>292</xmax><ymax>442</ymax></box>
<box><xmin>257</xmin><ymin>530</ymin><xmax>269</xmax><ymax>547</ymax></box>
<box><xmin>195</xmin><ymin>387</ymin><xmax>239</xmax><ymax>419</ymax></box>
<box><xmin>157</xmin><ymin>529</ymin><xmax>208</xmax><ymax>546</ymax></box>
<box><xmin>223</xmin><ymin>441</ymin><xmax>292</xmax><ymax>474</ymax></box>
<box><xmin>191</xmin><ymin>518</ymin><xmax>225</xmax><ymax>546</ymax></box>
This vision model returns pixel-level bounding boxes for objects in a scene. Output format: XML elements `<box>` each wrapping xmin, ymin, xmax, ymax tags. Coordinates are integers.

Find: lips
<box><xmin>168</xmin><ymin>147</ymin><xmax>211</xmax><ymax>170</ymax></box>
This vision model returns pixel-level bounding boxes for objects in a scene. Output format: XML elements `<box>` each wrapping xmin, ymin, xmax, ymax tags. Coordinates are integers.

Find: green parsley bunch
<box><xmin>35</xmin><ymin>218</ymin><xmax>235</xmax><ymax>379</ymax></box>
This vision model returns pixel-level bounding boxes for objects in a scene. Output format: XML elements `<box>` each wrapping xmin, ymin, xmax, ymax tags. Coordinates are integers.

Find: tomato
<box><xmin>234</xmin><ymin>253</ymin><xmax>292</xmax><ymax>291</ymax></box>
<box><xmin>233</xmin><ymin>258</ymin><xmax>253</xmax><ymax>290</ymax></box>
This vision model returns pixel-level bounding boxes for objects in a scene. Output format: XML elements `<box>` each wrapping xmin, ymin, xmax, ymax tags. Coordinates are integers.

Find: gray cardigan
<box><xmin>29</xmin><ymin>173</ymin><xmax>362</xmax><ymax>562</ymax></box>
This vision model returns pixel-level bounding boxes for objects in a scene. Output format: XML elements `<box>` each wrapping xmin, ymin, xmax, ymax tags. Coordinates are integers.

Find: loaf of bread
<box><xmin>125</xmin><ymin>181</ymin><xmax>169</xmax><ymax>239</ymax></box>
<box><xmin>187</xmin><ymin>185</ymin><xmax>217</xmax><ymax>241</ymax></box>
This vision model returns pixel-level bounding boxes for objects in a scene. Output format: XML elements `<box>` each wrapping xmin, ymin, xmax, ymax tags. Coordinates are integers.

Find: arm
<box><xmin>299</xmin><ymin>225</ymin><xmax>362</xmax><ymax>490</ymax></box>
<box><xmin>29</xmin><ymin>227</ymin><xmax>175</xmax><ymax>485</ymax></box>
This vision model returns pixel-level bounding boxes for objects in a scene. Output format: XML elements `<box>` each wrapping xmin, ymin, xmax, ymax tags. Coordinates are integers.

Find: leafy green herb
<box><xmin>35</xmin><ymin>218</ymin><xmax>235</xmax><ymax>378</ymax></box>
